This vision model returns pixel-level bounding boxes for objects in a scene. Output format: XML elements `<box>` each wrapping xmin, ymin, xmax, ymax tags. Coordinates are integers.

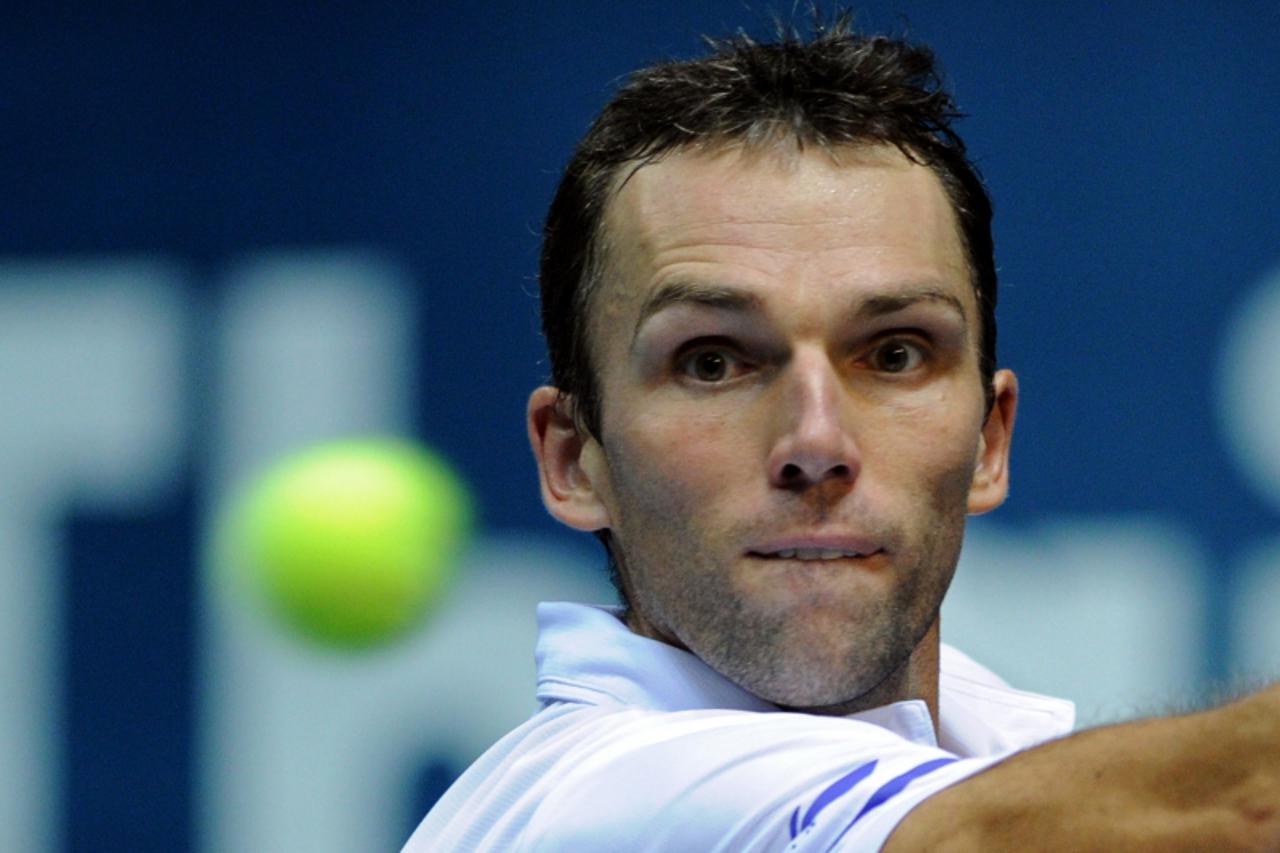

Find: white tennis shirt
<box><xmin>404</xmin><ymin>602</ymin><xmax>1074</xmax><ymax>851</ymax></box>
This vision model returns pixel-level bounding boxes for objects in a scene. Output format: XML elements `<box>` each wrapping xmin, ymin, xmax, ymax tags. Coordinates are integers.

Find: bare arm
<box><xmin>885</xmin><ymin>685</ymin><xmax>1280</xmax><ymax>851</ymax></box>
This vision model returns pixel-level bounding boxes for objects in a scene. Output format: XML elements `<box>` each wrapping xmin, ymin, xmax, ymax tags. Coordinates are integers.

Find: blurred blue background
<box><xmin>2</xmin><ymin>2</ymin><xmax>1279</xmax><ymax>850</ymax></box>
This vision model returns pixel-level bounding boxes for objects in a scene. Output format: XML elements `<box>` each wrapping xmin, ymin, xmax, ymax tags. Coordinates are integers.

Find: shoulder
<box><xmin>938</xmin><ymin>643</ymin><xmax>1076</xmax><ymax>756</ymax></box>
<box><xmin>516</xmin><ymin>705</ymin><xmax>990</xmax><ymax>852</ymax></box>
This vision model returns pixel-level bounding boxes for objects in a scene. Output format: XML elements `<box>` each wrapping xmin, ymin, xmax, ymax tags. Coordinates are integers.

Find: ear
<box><xmin>968</xmin><ymin>369</ymin><xmax>1018</xmax><ymax>515</ymax></box>
<box><xmin>527</xmin><ymin>385</ymin><xmax>613</xmax><ymax>531</ymax></box>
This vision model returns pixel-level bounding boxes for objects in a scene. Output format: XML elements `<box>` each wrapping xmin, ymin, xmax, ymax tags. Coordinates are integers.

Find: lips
<box><xmin>747</xmin><ymin>537</ymin><xmax>883</xmax><ymax>561</ymax></box>
<box><xmin>756</xmin><ymin>547</ymin><xmax>865</xmax><ymax>560</ymax></box>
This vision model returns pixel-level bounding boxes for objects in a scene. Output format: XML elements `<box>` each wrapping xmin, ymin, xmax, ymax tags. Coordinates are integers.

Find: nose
<box><xmin>766</xmin><ymin>349</ymin><xmax>860</xmax><ymax>491</ymax></box>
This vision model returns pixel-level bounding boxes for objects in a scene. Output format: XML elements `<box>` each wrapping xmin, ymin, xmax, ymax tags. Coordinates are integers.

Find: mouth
<box><xmin>746</xmin><ymin>538</ymin><xmax>884</xmax><ymax>562</ymax></box>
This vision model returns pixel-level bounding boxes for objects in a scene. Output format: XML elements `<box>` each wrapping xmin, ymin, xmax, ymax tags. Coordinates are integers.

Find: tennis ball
<box><xmin>221</xmin><ymin>439</ymin><xmax>472</xmax><ymax>648</ymax></box>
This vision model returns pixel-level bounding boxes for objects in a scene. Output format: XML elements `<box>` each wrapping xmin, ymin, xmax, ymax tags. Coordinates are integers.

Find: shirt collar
<box><xmin>535</xmin><ymin>601</ymin><xmax>777</xmax><ymax>713</ymax></box>
<box><xmin>535</xmin><ymin>602</ymin><xmax>1074</xmax><ymax>757</ymax></box>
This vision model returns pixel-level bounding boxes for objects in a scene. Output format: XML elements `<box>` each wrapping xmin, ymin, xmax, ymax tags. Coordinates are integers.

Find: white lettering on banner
<box><xmin>1219</xmin><ymin>266</ymin><xmax>1280</xmax><ymax>681</ymax></box>
<box><xmin>0</xmin><ymin>262</ymin><xmax>187</xmax><ymax>853</ymax></box>
<box><xmin>1230</xmin><ymin>538</ymin><xmax>1280</xmax><ymax>680</ymax></box>
<box><xmin>197</xmin><ymin>252</ymin><xmax>418</xmax><ymax>853</ymax></box>
<box><xmin>943</xmin><ymin>518</ymin><xmax>1205</xmax><ymax>726</ymax></box>
<box><xmin>1218</xmin><ymin>266</ymin><xmax>1280</xmax><ymax>511</ymax></box>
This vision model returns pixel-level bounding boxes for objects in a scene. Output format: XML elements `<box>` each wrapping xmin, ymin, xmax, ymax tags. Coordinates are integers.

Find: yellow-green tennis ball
<box><xmin>226</xmin><ymin>439</ymin><xmax>472</xmax><ymax>648</ymax></box>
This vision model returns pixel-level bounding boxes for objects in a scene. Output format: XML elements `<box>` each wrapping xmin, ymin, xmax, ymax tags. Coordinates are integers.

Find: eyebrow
<box><xmin>632</xmin><ymin>280</ymin><xmax>968</xmax><ymax>344</ymax></box>
<box><xmin>632</xmin><ymin>280</ymin><xmax>764</xmax><ymax>343</ymax></box>
<box><xmin>857</xmin><ymin>287</ymin><xmax>969</xmax><ymax>324</ymax></box>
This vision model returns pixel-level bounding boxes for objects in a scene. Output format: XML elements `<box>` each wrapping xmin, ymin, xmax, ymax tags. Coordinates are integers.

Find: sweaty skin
<box><xmin>530</xmin><ymin>144</ymin><xmax>1016</xmax><ymax>720</ymax></box>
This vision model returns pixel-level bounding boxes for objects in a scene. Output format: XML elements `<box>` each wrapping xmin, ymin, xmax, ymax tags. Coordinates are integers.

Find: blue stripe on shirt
<box><xmin>790</xmin><ymin>760</ymin><xmax>879</xmax><ymax>838</ymax></box>
<box><xmin>824</xmin><ymin>757</ymin><xmax>958</xmax><ymax>851</ymax></box>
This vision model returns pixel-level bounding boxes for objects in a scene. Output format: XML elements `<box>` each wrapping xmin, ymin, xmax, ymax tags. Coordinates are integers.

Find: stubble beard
<box><xmin>617</xmin><ymin>476</ymin><xmax>971</xmax><ymax>713</ymax></box>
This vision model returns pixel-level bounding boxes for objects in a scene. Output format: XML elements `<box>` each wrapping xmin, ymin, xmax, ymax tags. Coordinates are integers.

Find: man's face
<box><xmin>536</xmin><ymin>144</ymin><xmax>1015</xmax><ymax>713</ymax></box>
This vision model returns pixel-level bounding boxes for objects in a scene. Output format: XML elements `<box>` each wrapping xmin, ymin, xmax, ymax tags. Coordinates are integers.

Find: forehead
<box><xmin>592</xmin><ymin>144</ymin><xmax>971</xmax><ymax>331</ymax></box>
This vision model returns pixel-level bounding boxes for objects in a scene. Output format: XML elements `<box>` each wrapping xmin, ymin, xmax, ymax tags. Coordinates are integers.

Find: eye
<box><xmin>677</xmin><ymin>345</ymin><xmax>743</xmax><ymax>383</ymax></box>
<box><xmin>868</xmin><ymin>339</ymin><xmax>927</xmax><ymax>373</ymax></box>
<box><xmin>691</xmin><ymin>350</ymin><xmax>728</xmax><ymax>381</ymax></box>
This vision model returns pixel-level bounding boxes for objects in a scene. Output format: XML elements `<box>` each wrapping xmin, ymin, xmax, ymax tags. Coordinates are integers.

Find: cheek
<box><xmin>866</xmin><ymin>390</ymin><xmax>984</xmax><ymax>491</ymax></box>
<box><xmin>622</xmin><ymin>401</ymin><xmax>742</xmax><ymax>472</ymax></box>
<box><xmin>605</xmin><ymin>407</ymin><xmax>747</xmax><ymax>521</ymax></box>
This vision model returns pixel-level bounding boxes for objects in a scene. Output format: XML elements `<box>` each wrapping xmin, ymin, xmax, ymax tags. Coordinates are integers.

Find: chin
<box><xmin>750</xmin><ymin>671</ymin><xmax>882</xmax><ymax>713</ymax></box>
<box><xmin>710</xmin><ymin>629</ymin><xmax>896</xmax><ymax>712</ymax></box>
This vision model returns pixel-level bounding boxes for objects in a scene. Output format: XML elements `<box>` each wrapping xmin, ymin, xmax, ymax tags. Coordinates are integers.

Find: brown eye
<box><xmin>872</xmin><ymin>341</ymin><xmax>924</xmax><ymax>373</ymax></box>
<box><xmin>690</xmin><ymin>350</ymin><xmax>729</xmax><ymax>382</ymax></box>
